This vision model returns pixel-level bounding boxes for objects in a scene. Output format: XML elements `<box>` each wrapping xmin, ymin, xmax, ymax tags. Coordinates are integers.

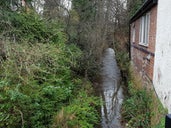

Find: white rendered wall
<box><xmin>153</xmin><ymin>0</ymin><xmax>171</xmax><ymax>113</ymax></box>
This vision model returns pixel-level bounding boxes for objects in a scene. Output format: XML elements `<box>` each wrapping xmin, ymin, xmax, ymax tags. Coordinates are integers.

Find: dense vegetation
<box><xmin>121</xmin><ymin>68</ymin><xmax>167</xmax><ymax>128</ymax></box>
<box><xmin>0</xmin><ymin>2</ymin><xmax>100</xmax><ymax>128</ymax></box>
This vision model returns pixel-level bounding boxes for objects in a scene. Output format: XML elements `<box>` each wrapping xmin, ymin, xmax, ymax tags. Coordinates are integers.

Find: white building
<box><xmin>153</xmin><ymin>0</ymin><xmax>171</xmax><ymax>113</ymax></box>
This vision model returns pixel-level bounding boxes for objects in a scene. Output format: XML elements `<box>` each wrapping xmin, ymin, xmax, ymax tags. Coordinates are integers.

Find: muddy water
<box><xmin>99</xmin><ymin>48</ymin><xmax>124</xmax><ymax>128</ymax></box>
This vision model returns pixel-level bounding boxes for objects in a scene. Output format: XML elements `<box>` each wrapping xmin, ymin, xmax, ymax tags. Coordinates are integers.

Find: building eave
<box><xmin>130</xmin><ymin>0</ymin><xmax>158</xmax><ymax>23</ymax></box>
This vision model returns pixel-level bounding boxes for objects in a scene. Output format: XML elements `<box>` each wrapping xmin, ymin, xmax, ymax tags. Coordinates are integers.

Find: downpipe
<box><xmin>165</xmin><ymin>114</ymin><xmax>171</xmax><ymax>128</ymax></box>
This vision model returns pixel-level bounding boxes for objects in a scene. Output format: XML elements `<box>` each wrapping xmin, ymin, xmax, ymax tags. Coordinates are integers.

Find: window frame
<box><xmin>132</xmin><ymin>24</ymin><xmax>136</xmax><ymax>43</ymax></box>
<box><xmin>139</xmin><ymin>12</ymin><xmax>150</xmax><ymax>46</ymax></box>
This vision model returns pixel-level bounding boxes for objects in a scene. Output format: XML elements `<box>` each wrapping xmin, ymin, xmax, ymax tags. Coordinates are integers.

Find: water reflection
<box><xmin>100</xmin><ymin>48</ymin><xmax>124</xmax><ymax>128</ymax></box>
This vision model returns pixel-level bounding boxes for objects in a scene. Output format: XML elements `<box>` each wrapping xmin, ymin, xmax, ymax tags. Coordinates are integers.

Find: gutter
<box><xmin>130</xmin><ymin>0</ymin><xmax>158</xmax><ymax>23</ymax></box>
<box><xmin>129</xmin><ymin>24</ymin><xmax>131</xmax><ymax>59</ymax></box>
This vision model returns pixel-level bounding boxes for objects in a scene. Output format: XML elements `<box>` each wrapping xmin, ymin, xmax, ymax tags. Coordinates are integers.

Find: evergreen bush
<box><xmin>0</xmin><ymin>9</ymin><xmax>100</xmax><ymax>127</ymax></box>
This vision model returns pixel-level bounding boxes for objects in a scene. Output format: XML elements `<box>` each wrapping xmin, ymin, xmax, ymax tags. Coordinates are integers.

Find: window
<box><xmin>132</xmin><ymin>24</ymin><xmax>135</xmax><ymax>43</ymax></box>
<box><xmin>139</xmin><ymin>13</ymin><xmax>150</xmax><ymax>46</ymax></box>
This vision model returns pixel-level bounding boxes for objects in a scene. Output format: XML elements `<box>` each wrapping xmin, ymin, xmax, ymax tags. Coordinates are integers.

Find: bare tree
<box><xmin>66</xmin><ymin>0</ymin><xmax>128</xmax><ymax>77</ymax></box>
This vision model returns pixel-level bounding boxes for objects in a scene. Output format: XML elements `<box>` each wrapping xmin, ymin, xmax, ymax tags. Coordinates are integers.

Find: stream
<box><xmin>98</xmin><ymin>48</ymin><xmax>124</xmax><ymax>128</ymax></box>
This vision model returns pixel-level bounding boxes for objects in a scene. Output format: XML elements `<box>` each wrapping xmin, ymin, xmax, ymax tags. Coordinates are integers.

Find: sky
<box><xmin>32</xmin><ymin>0</ymin><xmax>72</xmax><ymax>14</ymax></box>
<box><xmin>63</xmin><ymin>0</ymin><xmax>72</xmax><ymax>10</ymax></box>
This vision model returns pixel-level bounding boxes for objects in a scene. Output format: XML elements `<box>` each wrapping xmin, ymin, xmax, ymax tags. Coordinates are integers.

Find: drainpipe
<box><xmin>166</xmin><ymin>114</ymin><xmax>171</xmax><ymax>128</ymax></box>
<box><xmin>128</xmin><ymin>23</ymin><xmax>131</xmax><ymax>59</ymax></box>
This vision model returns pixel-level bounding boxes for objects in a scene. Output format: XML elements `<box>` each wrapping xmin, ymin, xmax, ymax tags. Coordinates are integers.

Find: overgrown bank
<box><xmin>0</xmin><ymin>9</ymin><xmax>100</xmax><ymax>128</ymax></box>
<box><xmin>113</xmin><ymin>43</ymin><xmax>167</xmax><ymax>128</ymax></box>
<box><xmin>0</xmin><ymin>42</ymin><xmax>100</xmax><ymax>128</ymax></box>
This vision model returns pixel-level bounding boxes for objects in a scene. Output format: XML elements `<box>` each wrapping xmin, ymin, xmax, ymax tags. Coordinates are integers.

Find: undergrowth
<box><xmin>0</xmin><ymin>41</ymin><xmax>100</xmax><ymax>128</ymax></box>
<box><xmin>53</xmin><ymin>87</ymin><xmax>100</xmax><ymax>128</ymax></box>
<box><xmin>121</xmin><ymin>68</ymin><xmax>167</xmax><ymax>128</ymax></box>
<box><xmin>122</xmin><ymin>76</ymin><xmax>152</xmax><ymax>128</ymax></box>
<box><xmin>0</xmin><ymin>10</ymin><xmax>100</xmax><ymax>128</ymax></box>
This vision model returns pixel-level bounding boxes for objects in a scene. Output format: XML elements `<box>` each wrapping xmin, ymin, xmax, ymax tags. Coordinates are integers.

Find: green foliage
<box><xmin>128</xmin><ymin>0</ymin><xmax>144</xmax><ymax>18</ymax></box>
<box><xmin>53</xmin><ymin>89</ymin><xmax>100</xmax><ymax>128</ymax></box>
<box><xmin>0</xmin><ymin>10</ymin><xmax>65</xmax><ymax>43</ymax></box>
<box><xmin>154</xmin><ymin>117</ymin><xmax>165</xmax><ymax>128</ymax></box>
<box><xmin>113</xmin><ymin>41</ymin><xmax>130</xmax><ymax>82</ymax></box>
<box><xmin>121</xmin><ymin>71</ymin><xmax>167</xmax><ymax>128</ymax></box>
<box><xmin>0</xmin><ymin>41</ymin><xmax>99</xmax><ymax>127</ymax></box>
<box><xmin>122</xmin><ymin>81</ymin><xmax>152</xmax><ymax>128</ymax></box>
<box><xmin>0</xmin><ymin>8</ymin><xmax>100</xmax><ymax>127</ymax></box>
<box><xmin>115</xmin><ymin>51</ymin><xmax>130</xmax><ymax>72</ymax></box>
<box><xmin>0</xmin><ymin>1</ymin><xmax>10</xmax><ymax>10</ymax></box>
<box><xmin>72</xmin><ymin>0</ymin><xmax>96</xmax><ymax>21</ymax></box>
<box><xmin>11</xmin><ymin>12</ymin><xmax>48</xmax><ymax>42</ymax></box>
<box><xmin>0</xmin><ymin>40</ymin><xmax>83</xmax><ymax>127</ymax></box>
<box><xmin>0</xmin><ymin>2</ymin><xmax>101</xmax><ymax>127</ymax></box>
<box><xmin>0</xmin><ymin>0</ymin><xmax>32</xmax><ymax>11</ymax></box>
<box><xmin>150</xmin><ymin>96</ymin><xmax>167</xmax><ymax>128</ymax></box>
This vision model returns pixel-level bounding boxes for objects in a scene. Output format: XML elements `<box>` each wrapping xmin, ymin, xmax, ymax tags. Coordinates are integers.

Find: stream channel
<box><xmin>97</xmin><ymin>48</ymin><xmax>124</xmax><ymax>128</ymax></box>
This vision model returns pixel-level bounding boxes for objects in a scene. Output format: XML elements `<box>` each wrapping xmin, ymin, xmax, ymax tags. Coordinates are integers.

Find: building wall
<box><xmin>153</xmin><ymin>0</ymin><xmax>171</xmax><ymax>113</ymax></box>
<box><xmin>131</xmin><ymin>6</ymin><xmax>157</xmax><ymax>81</ymax></box>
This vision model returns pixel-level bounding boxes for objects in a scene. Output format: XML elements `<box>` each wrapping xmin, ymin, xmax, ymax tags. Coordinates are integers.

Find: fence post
<box><xmin>165</xmin><ymin>114</ymin><xmax>171</xmax><ymax>128</ymax></box>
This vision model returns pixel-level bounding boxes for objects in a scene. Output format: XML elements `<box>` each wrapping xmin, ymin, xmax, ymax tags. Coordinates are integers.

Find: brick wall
<box><xmin>130</xmin><ymin>5</ymin><xmax>157</xmax><ymax>81</ymax></box>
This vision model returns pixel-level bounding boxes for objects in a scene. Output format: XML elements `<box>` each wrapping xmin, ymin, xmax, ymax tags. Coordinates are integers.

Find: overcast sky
<box><xmin>63</xmin><ymin>0</ymin><xmax>72</xmax><ymax>10</ymax></box>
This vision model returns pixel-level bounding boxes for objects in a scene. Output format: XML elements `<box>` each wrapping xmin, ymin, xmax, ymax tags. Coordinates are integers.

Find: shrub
<box><xmin>0</xmin><ymin>8</ymin><xmax>100</xmax><ymax>128</ymax></box>
<box><xmin>0</xmin><ymin>10</ymin><xmax>66</xmax><ymax>44</ymax></box>
<box><xmin>0</xmin><ymin>41</ymin><xmax>94</xmax><ymax>128</ymax></box>
<box><xmin>53</xmin><ymin>89</ymin><xmax>100</xmax><ymax>128</ymax></box>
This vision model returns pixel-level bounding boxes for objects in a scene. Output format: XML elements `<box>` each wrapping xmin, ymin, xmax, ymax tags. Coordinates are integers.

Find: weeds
<box><xmin>122</xmin><ymin>81</ymin><xmax>152</xmax><ymax>128</ymax></box>
<box><xmin>121</xmin><ymin>67</ymin><xmax>167</xmax><ymax>128</ymax></box>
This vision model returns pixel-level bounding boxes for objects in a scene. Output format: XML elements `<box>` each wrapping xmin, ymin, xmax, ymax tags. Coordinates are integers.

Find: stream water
<box><xmin>98</xmin><ymin>48</ymin><xmax>124</xmax><ymax>128</ymax></box>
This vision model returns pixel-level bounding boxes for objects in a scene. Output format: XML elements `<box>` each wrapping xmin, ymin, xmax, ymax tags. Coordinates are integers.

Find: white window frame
<box><xmin>132</xmin><ymin>24</ymin><xmax>136</xmax><ymax>43</ymax></box>
<box><xmin>139</xmin><ymin>13</ymin><xmax>150</xmax><ymax>46</ymax></box>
